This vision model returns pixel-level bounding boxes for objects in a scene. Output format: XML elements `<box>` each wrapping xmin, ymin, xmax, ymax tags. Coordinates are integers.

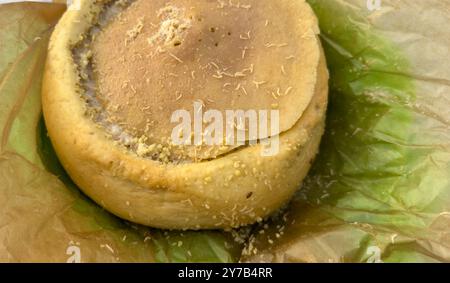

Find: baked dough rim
<box><xmin>42</xmin><ymin>0</ymin><xmax>329</xmax><ymax>229</ymax></box>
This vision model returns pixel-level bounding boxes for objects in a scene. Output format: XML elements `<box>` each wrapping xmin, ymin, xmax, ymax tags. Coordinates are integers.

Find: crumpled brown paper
<box><xmin>1</xmin><ymin>0</ymin><xmax>449</xmax><ymax>263</ymax></box>
<box><xmin>242</xmin><ymin>0</ymin><xmax>450</xmax><ymax>263</ymax></box>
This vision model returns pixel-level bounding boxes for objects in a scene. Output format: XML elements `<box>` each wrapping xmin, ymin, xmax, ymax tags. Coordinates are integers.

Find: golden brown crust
<box><xmin>42</xmin><ymin>0</ymin><xmax>328</xmax><ymax>229</ymax></box>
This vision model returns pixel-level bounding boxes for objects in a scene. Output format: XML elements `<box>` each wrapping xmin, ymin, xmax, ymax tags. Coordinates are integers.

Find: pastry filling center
<box><xmin>74</xmin><ymin>0</ymin><xmax>316</xmax><ymax>163</ymax></box>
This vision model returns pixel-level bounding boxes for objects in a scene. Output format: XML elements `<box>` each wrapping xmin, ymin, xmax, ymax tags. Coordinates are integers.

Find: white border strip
<box><xmin>0</xmin><ymin>0</ymin><xmax>80</xmax><ymax>10</ymax></box>
<box><xmin>0</xmin><ymin>0</ymin><xmax>55</xmax><ymax>4</ymax></box>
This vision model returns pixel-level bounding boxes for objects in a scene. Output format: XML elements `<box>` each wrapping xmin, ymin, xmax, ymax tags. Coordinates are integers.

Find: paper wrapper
<box><xmin>242</xmin><ymin>0</ymin><xmax>450</xmax><ymax>263</ymax></box>
<box><xmin>0</xmin><ymin>0</ymin><xmax>449</xmax><ymax>263</ymax></box>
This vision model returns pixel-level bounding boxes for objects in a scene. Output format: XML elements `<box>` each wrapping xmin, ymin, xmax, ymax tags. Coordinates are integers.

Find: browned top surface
<box><xmin>91</xmin><ymin>0</ymin><xmax>319</xmax><ymax>161</ymax></box>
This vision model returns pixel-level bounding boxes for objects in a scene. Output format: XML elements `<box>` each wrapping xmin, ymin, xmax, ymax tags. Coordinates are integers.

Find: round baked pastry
<box><xmin>42</xmin><ymin>0</ymin><xmax>328</xmax><ymax>229</ymax></box>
